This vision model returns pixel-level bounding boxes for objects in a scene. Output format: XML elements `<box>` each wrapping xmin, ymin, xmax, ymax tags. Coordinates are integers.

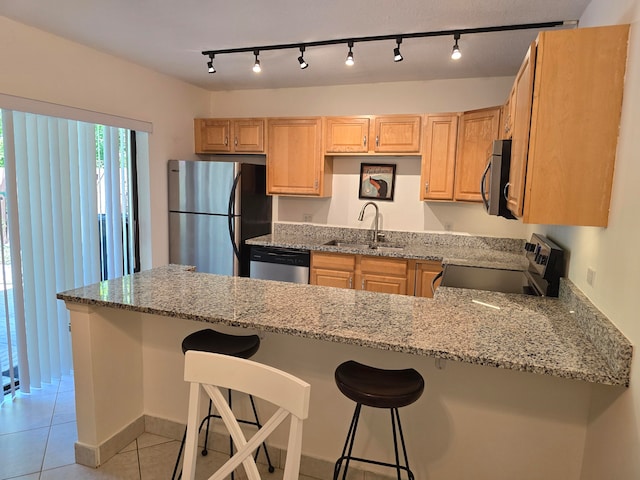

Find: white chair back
<box><xmin>181</xmin><ymin>350</ymin><xmax>311</xmax><ymax>480</ymax></box>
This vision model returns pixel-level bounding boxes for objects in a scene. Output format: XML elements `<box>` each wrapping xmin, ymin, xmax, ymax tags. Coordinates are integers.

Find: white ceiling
<box><xmin>0</xmin><ymin>0</ymin><xmax>591</xmax><ymax>91</ymax></box>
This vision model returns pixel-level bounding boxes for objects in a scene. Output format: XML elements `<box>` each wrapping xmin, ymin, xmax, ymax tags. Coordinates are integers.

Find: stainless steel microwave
<box><xmin>480</xmin><ymin>140</ymin><xmax>516</xmax><ymax>219</ymax></box>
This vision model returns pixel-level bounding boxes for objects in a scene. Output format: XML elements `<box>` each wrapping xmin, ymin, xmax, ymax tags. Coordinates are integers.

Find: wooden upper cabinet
<box><xmin>373</xmin><ymin>115</ymin><xmax>421</xmax><ymax>153</ymax></box>
<box><xmin>324</xmin><ymin>117</ymin><xmax>370</xmax><ymax>153</ymax></box>
<box><xmin>267</xmin><ymin>117</ymin><xmax>330</xmax><ymax>196</ymax></box>
<box><xmin>194</xmin><ymin>118</ymin><xmax>265</xmax><ymax>153</ymax></box>
<box><xmin>234</xmin><ymin>119</ymin><xmax>265</xmax><ymax>152</ymax></box>
<box><xmin>453</xmin><ymin>106</ymin><xmax>501</xmax><ymax>202</ymax></box>
<box><xmin>324</xmin><ymin>115</ymin><xmax>421</xmax><ymax>154</ymax></box>
<box><xmin>195</xmin><ymin>119</ymin><xmax>231</xmax><ymax>152</ymax></box>
<box><xmin>509</xmin><ymin>25</ymin><xmax>629</xmax><ymax>226</ymax></box>
<box><xmin>506</xmin><ymin>42</ymin><xmax>536</xmax><ymax>218</ymax></box>
<box><xmin>420</xmin><ymin>114</ymin><xmax>459</xmax><ymax>201</ymax></box>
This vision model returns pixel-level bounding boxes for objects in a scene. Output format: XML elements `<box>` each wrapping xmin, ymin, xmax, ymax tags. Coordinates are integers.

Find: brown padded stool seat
<box><xmin>181</xmin><ymin>329</ymin><xmax>260</xmax><ymax>358</ymax></box>
<box><xmin>335</xmin><ymin>360</ymin><xmax>424</xmax><ymax>409</ymax></box>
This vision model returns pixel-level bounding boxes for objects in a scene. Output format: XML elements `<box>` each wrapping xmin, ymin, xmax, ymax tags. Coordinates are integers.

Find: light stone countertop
<box><xmin>246</xmin><ymin>223</ymin><xmax>529</xmax><ymax>270</ymax></box>
<box><xmin>57</xmin><ymin>265</ymin><xmax>632</xmax><ymax>387</ymax></box>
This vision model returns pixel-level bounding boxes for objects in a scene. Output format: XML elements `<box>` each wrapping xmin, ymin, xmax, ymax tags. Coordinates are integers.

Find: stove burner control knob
<box><xmin>536</xmin><ymin>254</ymin><xmax>549</xmax><ymax>265</ymax></box>
<box><xmin>524</xmin><ymin>242</ymin><xmax>536</xmax><ymax>252</ymax></box>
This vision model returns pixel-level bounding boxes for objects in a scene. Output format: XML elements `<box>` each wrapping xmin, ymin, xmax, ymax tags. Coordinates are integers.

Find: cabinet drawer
<box><xmin>311</xmin><ymin>252</ymin><xmax>356</xmax><ymax>271</ymax></box>
<box><xmin>360</xmin><ymin>256</ymin><xmax>407</xmax><ymax>276</ymax></box>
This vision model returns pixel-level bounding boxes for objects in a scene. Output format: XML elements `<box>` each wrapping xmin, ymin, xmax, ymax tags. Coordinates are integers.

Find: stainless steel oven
<box><xmin>440</xmin><ymin>234</ymin><xmax>565</xmax><ymax>297</ymax></box>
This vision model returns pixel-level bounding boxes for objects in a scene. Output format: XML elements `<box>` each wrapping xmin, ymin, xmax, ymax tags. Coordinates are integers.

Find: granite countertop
<box><xmin>57</xmin><ymin>265</ymin><xmax>631</xmax><ymax>387</ymax></box>
<box><xmin>246</xmin><ymin>225</ymin><xmax>529</xmax><ymax>271</ymax></box>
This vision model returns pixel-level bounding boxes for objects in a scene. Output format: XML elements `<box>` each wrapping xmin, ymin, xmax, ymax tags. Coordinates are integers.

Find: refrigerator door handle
<box><xmin>228</xmin><ymin>170</ymin><xmax>242</xmax><ymax>260</ymax></box>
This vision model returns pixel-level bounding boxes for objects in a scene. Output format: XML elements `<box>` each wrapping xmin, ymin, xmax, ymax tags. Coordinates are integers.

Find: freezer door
<box><xmin>168</xmin><ymin>160</ymin><xmax>236</xmax><ymax>214</ymax></box>
<box><xmin>169</xmin><ymin>212</ymin><xmax>234</xmax><ymax>275</ymax></box>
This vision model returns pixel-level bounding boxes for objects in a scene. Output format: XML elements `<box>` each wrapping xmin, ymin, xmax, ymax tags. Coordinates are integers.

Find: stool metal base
<box><xmin>171</xmin><ymin>391</ymin><xmax>275</xmax><ymax>480</ymax></box>
<box><xmin>333</xmin><ymin>403</ymin><xmax>415</xmax><ymax>480</ymax></box>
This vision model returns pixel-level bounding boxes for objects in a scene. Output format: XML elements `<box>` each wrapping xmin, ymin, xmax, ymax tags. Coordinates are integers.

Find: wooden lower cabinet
<box><xmin>414</xmin><ymin>261</ymin><xmax>444</xmax><ymax>298</ymax></box>
<box><xmin>311</xmin><ymin>252</ymin><xmax>436</xmax><ymax>297</ymax></box>
<box><xmin>310</xmin><ymin>252</ymin><xmax>356</xmax><ymax>289</ymax></box>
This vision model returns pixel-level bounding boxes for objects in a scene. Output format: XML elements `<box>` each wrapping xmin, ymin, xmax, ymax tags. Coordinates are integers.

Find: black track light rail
<box><xmin>202</xmin><ymin>20</ymin><xmax>575</xmax><ymax>57</ymax></box>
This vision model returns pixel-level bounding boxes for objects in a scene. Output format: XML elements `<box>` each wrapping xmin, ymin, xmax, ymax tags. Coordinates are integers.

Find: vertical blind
<box><xmin>0</xmin><ymin>110</ymin><xmax>135</xmax><ymax>398</ymax></box>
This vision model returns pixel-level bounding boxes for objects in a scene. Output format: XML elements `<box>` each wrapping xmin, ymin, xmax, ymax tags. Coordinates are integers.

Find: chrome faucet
<box><xmin>358</xmin><ymin>201</ymin><xmax>382</xmax><ymax>244</ymax></box>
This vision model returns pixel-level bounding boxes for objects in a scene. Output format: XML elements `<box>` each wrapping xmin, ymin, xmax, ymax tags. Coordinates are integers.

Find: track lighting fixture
<box><xmin>298</xmin><ymin>46</ymin><xmax>309</xmax><ymax>69</ymax></box>
<box><xmin>393</xmin><ymin>38</ymin><xmax>403</xmax><ymax>62</ymax></box>
<box><xmin>202</xmin><ymin>20</ymin><xmax>576</xmax><ymax>75</ymax></box>
<box><xmin>345</xmin><ymin>41</ymin><xmax>355</xmax><ymax>66</ymax></box>
<box><xmin>207</xmin><ymin>54</ymin><xmax>216</xmax><ymax>74</ymax></box>
<box><xmin>252</xmin><ymin>50</ymin><xmax>261</xmax><ymax>73</ymax></box>
<box><xmin>451</xmin><ymin>33</ymin><xmax>462</xmax><ymax>60</ymax></box>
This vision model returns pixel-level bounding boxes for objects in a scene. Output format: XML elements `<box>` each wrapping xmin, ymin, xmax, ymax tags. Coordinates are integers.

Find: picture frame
<box><xmin>358</xmin><ymin>163</ymin><xmax>396</xmax><ymax>201</ymax></box>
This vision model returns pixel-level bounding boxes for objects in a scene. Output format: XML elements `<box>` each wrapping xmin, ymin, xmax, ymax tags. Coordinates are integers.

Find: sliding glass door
<box><xmin>0</xmin><ymin>110</ymin><xmax>138</xmax><ymax>398</ymax></box>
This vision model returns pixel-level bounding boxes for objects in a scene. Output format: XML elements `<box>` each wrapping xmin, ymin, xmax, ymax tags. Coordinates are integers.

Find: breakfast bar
<box><xmin>58</xmin><ymin>265</ymin><xmax>631</xmax><ymax>479</ymax></box>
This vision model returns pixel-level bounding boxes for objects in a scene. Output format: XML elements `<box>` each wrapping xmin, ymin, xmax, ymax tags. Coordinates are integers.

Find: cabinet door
<box><xmin>420</xmin><ymin>114</ymin><xmax>459</xmax><ymax>201</ymax></box>
<box><xmin>267</xmin><ymin>118</ymin><xmax>324</xmax><ymax>196</ymax></box>
<box><xmin>310</xmin><ymin>252</ymin><xmax>355</xmax><ymax>289</ymax></box>
<box><xmin>195</xmin><ymin>119</ymin><xmax>231</xmax><ymax>153</ymax></box>
<box><xmin>414</xmin><ymin>261</ymin><xmax>443</xmax><ymax>298</ymax></box>
<box><xmin>453</xmin><ymin>107</ymin><xmax>501</xmax><ymax>202</ymax></box>
<box><xmin>311</xmin><ymin>269</ymin><xmax>354</xmax><ymax>289</ymax></box>
<box><xmin>360</xmin><ymin>256</ymin><xmax>409</xmax><ymax>295</ymax></box>
<box><xmin>373</xmin><ymin>116</ymin><xmax>421</xmax><ymax>153</ymax></box>
<box><xmin>233</xmin><ymin>119</ymin><xmax>265</xmax><ymax>153</ymax></box>
<box><xmin>325</xmin><ymin>117</ymin><xmax>370</xmax><ymax>153</ymax></box>
<box><xmin>361</xmin><ymin>273</ymin><xmax>407</xmax><ymax>295</ymax></box>
<box><xmin>506</xmin><ymin>42</ymin><xmax>536</xmax><ymax>217</ymax></box>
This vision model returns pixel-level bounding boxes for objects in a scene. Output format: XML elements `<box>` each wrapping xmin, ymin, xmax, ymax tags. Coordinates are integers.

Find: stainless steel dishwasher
<box><xmin>249</xmin><ymin>246</ymin><xmax>310</xmax><ymax>284</ymax></box>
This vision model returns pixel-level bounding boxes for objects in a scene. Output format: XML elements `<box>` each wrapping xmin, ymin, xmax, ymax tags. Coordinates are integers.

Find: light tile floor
<box><xmin>0</xmin><ymin>375</ymin><xmax>321</xmax><ymax>479</ymax></box>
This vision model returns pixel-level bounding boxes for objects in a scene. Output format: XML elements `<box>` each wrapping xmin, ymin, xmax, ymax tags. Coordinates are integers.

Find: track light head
<box><xmin>345</xmin><ymin>41</ymin><xmax>355</xmax><ymax>66</ymax></box>
<box><xmin>207</xmin><ymin>54</ymin><xmax>216</xmax><ymax>74</ymax></box>
<box><xmin>451</xmin><ymin>33</ymin><xmax>462</xmax><ymax>60</ymax></box>
<box><xmin>298</xmin><ymin>46</ymin><xmax>309</xmax><ymax>69</ymax></box>
<box><xmin>252</xmin><ymin>50</ymin><xmax>262</xmax><ymax>73</ymax></box>
<box><xmin>393</xmin><ymin>38</ymin><xmax>403</xmax><ymax>62</ymax></box>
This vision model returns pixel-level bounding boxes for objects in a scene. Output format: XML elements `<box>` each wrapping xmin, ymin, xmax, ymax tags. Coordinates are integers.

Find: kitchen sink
<box><xmin>323</xmin><ymin>240</ymin><xmax>405</xmax><ymax>251</ymax></box>
<box><xmin>323</xmin><ymin>240</ymin><xmax>371</xmax><ymax>249</ymax></box>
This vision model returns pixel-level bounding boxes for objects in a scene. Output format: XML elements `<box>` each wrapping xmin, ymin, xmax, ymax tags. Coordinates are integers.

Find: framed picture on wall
<box><xmin>358</xmin><ymin>163</ymin><xmax>396</xmax><ymax>201</ymax></box>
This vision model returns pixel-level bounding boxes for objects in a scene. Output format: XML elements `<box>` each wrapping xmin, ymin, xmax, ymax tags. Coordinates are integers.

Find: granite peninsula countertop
<box><xmin>57</xmin><ymin>265</ymin><xmax>632</xmax><ymax>387</ymax></box>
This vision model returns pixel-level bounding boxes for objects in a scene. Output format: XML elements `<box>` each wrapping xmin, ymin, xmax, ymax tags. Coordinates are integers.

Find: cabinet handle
<box><xmin>363</xmin><ymin>135</ymin><xmax>367</xmax><ymax>147</ymax></box>
<box><xmin>234</xmin><ymin>136</ymin><xmax>238</xmax><ymax>146</ymax></box>
<box><xmin>361</xmin><ymin>279</ymin><xmax>365</xmax><ymax>289</ymax></box>
<box><xmin>224</xmin><ymin>136</ymin><xmax>228</xmax><ymax>146</ymax></box>
<box><xmin>349</xmin><ymin>276</ymin><xmax>353</xmax><ymax>289</ymax></box>
<box><xmin>425</xmin><ymin>182</ymin><xmax>429</xmax><ymax>193</ymax></box>
<box><xmin>314</xmin><ymin>179</ymin><xmax>319</xmax><ymax>189</ymax></box>
<box><xmin>375</xmin><ymin>135</ymin><xmax>379</xmax><ymax>147</ymax></box>
<box><xmin>503</xmin><ymin>182</ymin><xmax>510</xmax><ymax>201</ymax></box>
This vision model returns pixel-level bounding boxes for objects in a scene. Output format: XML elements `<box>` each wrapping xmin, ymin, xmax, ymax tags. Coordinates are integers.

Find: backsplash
<box><xmin>273</xmin><ymin>222</ymin><xmax>526</xmax><ymax>252</ymax></box>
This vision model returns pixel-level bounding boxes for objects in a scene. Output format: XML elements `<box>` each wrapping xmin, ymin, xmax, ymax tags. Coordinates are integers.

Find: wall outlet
<box><xmin>303</xmin><ymin>213</ymin><xmax>312</xmax><ymax>223</ymax></box>
<box><xmin>444</xmin><ymin>223</ymin><xmax>452</xmax><ymax>231</ymax></box>
<box><xmin>586</xmin><ymin>267</ymin><xmax>596</xmax><ymax>287</ymax></box>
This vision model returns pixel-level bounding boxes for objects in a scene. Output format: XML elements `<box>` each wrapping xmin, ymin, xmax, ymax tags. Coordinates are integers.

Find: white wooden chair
<box><xmin>181</xmin><ymin>350</ymin><xmax>311</xmax><ymax>480</ymax></box>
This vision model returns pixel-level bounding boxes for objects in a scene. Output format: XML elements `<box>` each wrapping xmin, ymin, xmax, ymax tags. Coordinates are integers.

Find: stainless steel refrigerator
<box><xmin>168</xmin><ymin>159</ymin><xmax>272</xmax><ymax>276</ymax></box>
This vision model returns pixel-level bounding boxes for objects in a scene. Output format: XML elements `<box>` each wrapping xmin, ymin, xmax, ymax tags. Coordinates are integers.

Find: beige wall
<box><xmin>533</xmin><ymin>1</ymin><xmax>640</xmax><ymax>479</ymax></box>
<box><xmin>209</xmin><ymin>79</ymin><xmax>530</xmax><ymax>238</ymax></box>
<box><xmin>0</xmin><ymin>15</ymin><xmax>210</xmax><ymax>269</ymax></box>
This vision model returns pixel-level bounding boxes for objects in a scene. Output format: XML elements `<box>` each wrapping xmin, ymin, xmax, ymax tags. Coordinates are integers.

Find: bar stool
<box><xmin>171</xmin><ymin>329</ymin><xmax>275</xmax><ymax>479</ymax></box>
<box><xmin>333</xmin><ymin>360</ymin><xmax>424</xmax><ymax>480</ymax></box>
